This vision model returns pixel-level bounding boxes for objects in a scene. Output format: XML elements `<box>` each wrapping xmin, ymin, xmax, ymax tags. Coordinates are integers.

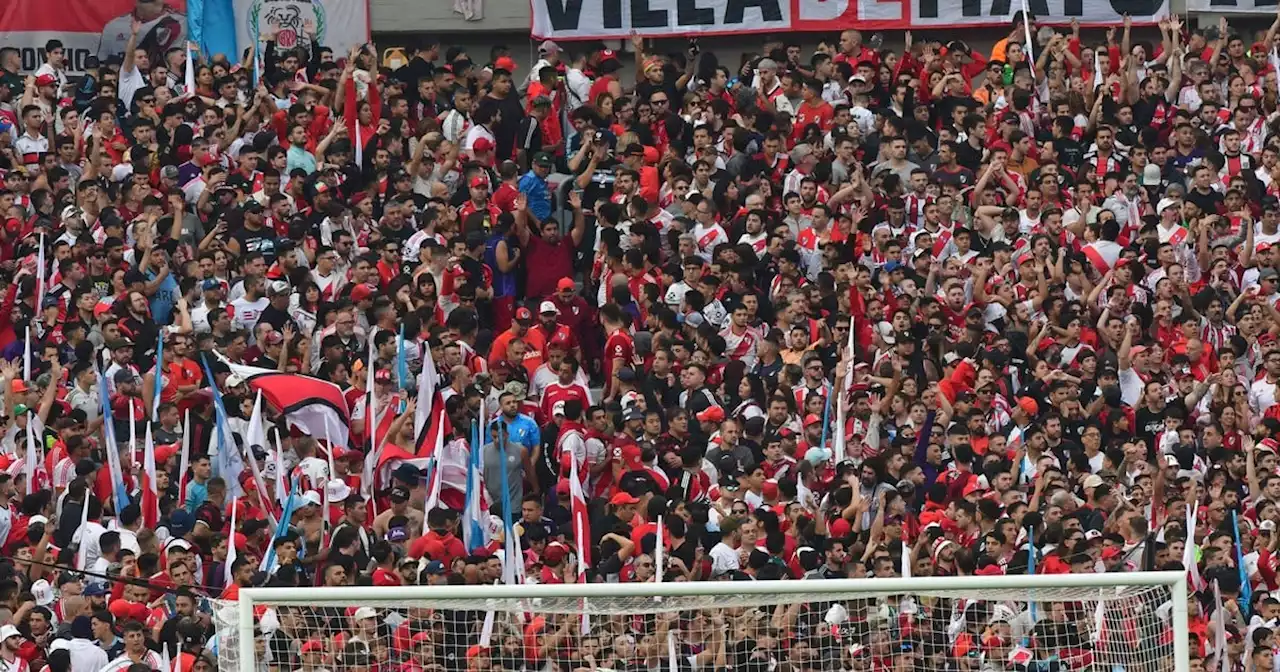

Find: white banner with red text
<box><xmin>1186</xmin><ymin>0</ymin><xmax>1278</xmax><ymax>13</ymax></box>
<box><xmin>531</xmin><ymin>0</ymin><xmax>1170</xmax><ymax>39</ymax></box>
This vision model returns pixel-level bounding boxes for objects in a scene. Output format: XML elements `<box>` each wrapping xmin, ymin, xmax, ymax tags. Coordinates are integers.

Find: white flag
<box><xmin>654</xmin><ymin>515</ymin><xmax>664</xmax><ymax>584</ymax></box>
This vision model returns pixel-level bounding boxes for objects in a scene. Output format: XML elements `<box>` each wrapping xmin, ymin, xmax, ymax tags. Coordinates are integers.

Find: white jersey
<box><xmin>691</xmin><ymin>222</ymin><xmax>727</xmax><ymax>261</ymax></box>
<box><xmin>720</xmin><ymin>325</ymin><xmax>760</xmax><ymax>369</ymax></box>
<box><xmin>228</xmin><ymin>297</ymin><xmax>268</xmax><ymax>337</ymax></box>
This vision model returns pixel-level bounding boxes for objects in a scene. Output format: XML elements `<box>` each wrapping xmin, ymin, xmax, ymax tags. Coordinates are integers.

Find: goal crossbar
<box><xmin>236</xmin><ymin>570</ymin><xmax>1190</xmax><ymax>671</ymax></box>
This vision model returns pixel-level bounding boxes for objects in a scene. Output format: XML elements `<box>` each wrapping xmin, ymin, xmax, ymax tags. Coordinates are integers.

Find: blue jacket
<box><xmin>518</xmin><ymin>171</ymin><xmax>552</xmax><ymax>221</ymax></box>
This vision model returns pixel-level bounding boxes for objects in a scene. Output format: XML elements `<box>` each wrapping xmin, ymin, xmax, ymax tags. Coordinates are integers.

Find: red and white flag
<box><xmin>571</xmin><ymin>444</ymin><xmax>591</xmax><ymax>634</ymax></box>
<box><xmin>1082</xmin><ymin>240</ymin><xmax>1123</xmax><ymax>274</ymax></box>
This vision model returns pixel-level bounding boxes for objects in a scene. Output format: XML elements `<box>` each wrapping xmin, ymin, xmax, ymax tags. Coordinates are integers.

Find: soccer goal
<box><xmin>217</xmin><ymin>571</ymin><xmax>1190</xmax><ymax>672</ymax></box>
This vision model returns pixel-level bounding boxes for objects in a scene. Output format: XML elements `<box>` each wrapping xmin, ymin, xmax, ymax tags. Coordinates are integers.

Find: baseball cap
<box><xmin>34</xmin><ymin>74</ymin><xmax>56</xmax><ymax>88</ymax></box>
<box><xmin>471</xmin><ymin>138</ymin><xmax>494</xmax><ymax>154</ymax></box>
<box><xmin>515</xmin><ymin>306</ymin><xmax>533</xmax><ymax>323</ymax></box>
<box><xmin>538</xmin><ymin>300</ymin><xmax>559</xmax><ymax>315</ymax></box>
<box><xmin>557</xmin><ymin>277</ymin><xmax>575</xmax><ymax>292</ymax></box>
<box><xmin>610</xmin><ymin>492</ymin><xmax>640</xmax><ymax>506</ymax></box>
<box><xmin>350</xmin><ymin>284</ymin><xmax>374</xmax><ymax>303</ymax></box>
<box><xmin>538</xmin><ymin>40</ymin><xmax>562</xmax><ymax>55</ymax></box>
<box><xmin>533</xmin><ymin>152</ymin><xmax>554</xmax><ymax>168</ymax></box>
<box><xmin>1156</xmin><ymin>198</ymin><xmax>1179</xmax><ymax>215</ymax></box>
<box><xmin>696</xmin><ymin>406</ymin><xmax>726</xmax><ymax>424</ymax></box>
<box><xmin>494</xmin><ymin>56</ymin><xmax>517</xmax><ymax>72</ymax></box>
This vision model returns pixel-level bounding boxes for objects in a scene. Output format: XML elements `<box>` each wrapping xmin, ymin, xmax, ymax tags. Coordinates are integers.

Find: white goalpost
<box><xmin>218</xmin><ymin>571</ymin><xmax>1190</xmax><ymax>671</ymax></box>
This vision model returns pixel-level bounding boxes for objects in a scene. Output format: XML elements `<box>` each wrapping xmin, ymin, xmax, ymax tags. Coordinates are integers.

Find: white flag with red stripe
<box><xmin>1082</xmin><ymin>240</ymin><xmax>1123</xmax><ymax>274</ymax></box>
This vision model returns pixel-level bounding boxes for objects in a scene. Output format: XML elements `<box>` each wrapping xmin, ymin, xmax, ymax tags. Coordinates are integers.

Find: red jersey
<box><xmin>792</xmin><ymin>100</ymin><xmax>834</xmax><ymax>142</ymax></box>
<box><xmin>603</xmin><ymin>330</ymin><xmax>634</xmax><ymax>384</ymax></box>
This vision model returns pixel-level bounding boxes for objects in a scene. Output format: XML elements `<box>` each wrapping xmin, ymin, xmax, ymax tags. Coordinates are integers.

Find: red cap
<box><xmin>1101</xmin><ymin>546</ymin><xmax>1122</xmax><ymax>560</ymax></box>
<box><xmin>555</xmin><ymin>480</ymin><xmax>570</xmax><ymax>495</ymax></box>
<box><xmin>375</xmin><ymin>368</ymin><xmax>393</xmax><ymax>383</ymax></box>
<box><xmin>696</xmin><ymin>406</ymin><xmax>725</xmax><ymax>424</ymax></box>
<box><xmin>1016</xmin><ymin>253</ymin><xmax>1035</xmax><ymax>266</ymax></box>
<box><xmin>467</xmin><ymin>645</ymin><xmax>489</xmax><ymax>660</ymax></box>
<box><xmin>599</xmin><ymin>49</ymin><xmax>619</xmax><ymax>62</ymax></box>
<box><xmin>618</xmin><ymin>443</ymin><xmax>643</xmax><ymax>471</ymax></box>
<box><xmin>515</xmin><ymin>306</ymin><xmax>533</xmax><ymax>322</ymax></box>
<box><xmin>301</xmin><ymin>640</ymin><xmax>325</xmax><ymax>654</ymax></box>
<box><xmin>350</xmin><ymin>191</ymin><xmax>368</xmax><ymax>206</ymax></box>
<box><xmin>544</xmin><ymin>545</ymin><xmax>567</xmax><ymax>564</ymax></box>
<box><xmin>34</xmin><ymin>74</ymin><xmax>56</xmax><ymax>87</ymax></box>
<box><xmin>410</xmin><ymin>632</ymin><xmax>432</xmax><ymax>645</ymax></box>
<box><xmin>350</xmin><ymin>284</ymin><xmax>373</xmax><ymax>303</ymax></box>
<box><xmin>494</xmin><ymin>56</ymin><xmax>517</xmax><ymax>72</ymax></box>
<box><xmin>93</xmin><ymin>301</ymin><xmax>113</xmax><ymax>318</ymax></box>
<box><xmin>472</xmin><ymin>138</ymin><xmax>493</xmax><ymax>154</ymax></box>
<box><xmin>610</xmin><ymin>492</ymin><xmax>640</xmax><ymax>506</ymax></box>
<box><xmin>804</xmin><ymin>413</ymin><xmax>822</xmax><ymax>427</ymax></box>
<box><xmin>829</xmin><ymin>518</ymin><xmax>852</xmax><ymax>538</ymax></box>
<box><xmin>469</xmin><ymin>174</ymin><xmax>490</xmax><ymax>188</ymax></box>
<box><xmin>557</xmin><ymin>277</ymin><xmax>575</xmax><ymax>292</ymax></box>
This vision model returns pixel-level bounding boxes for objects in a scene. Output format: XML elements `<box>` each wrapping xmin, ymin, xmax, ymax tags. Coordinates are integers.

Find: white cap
<box><xmin>27</xmin><ymin>515</ymin><xmax>47</xmax><ymax>527</ymax></box>
<box><xmin>552</xmin><ymin>400</ymin><xmax>566</xmax><ymax>416</ymax></box>
<box><xmin>225</xmin><ymin>374</ymin><xmax>245</xmax><ymax>388</ymax></box>
<box><xmin>327</xmin><ymin>479</ymin><xmax>352</xmax><ymax>503</ymax></box>
<box><xmin>0</xmin><ymin>625</ymin><xmax>21</xmax><ymax>641</ymax></box>
<box><xmin>1082</xmin><ymin>474</ymin><xmax>1104</xmax><ymax>490</ymax></box>
<box><xmin>110</xmin><ymin>163</ymin><xmax>134</xmax><ymax>182</ymax></box>
<box><xmin>539</xmin><ymin>300</ymin><xmax>559</xmax><ymax>315</ymax></box>
<box><xmin>1156</xmin><ymin>198</ymin><xmax>1179</xmax><ymax>215</ymax></box>
<box><xmin>1084</xmin><ymin>529</ymin><xmax>1102</xmax><ymax>541</ymax></box>
<box><xmin>353</xmin><ymin>607</ymin><xmax>378</xmax><ymax>621</ymax></box>
<box><xmin>30</xmin><ymin>580</ymin><xmax>53</xmax><ymax>606</ymax></box>
<box><xmin>269</xmin><ymin>280</ymin><xmax>291</xmax><ymax>295</ymax></box>
<box><xmin>303</xmin><ymin>490</ymin><xmax>323</xmax><ymax>507</ymax></box>
<box><xmin>1263</xmin><ymin>520</ymin><xmax>1277</xmax><ymax>532</ymax></box>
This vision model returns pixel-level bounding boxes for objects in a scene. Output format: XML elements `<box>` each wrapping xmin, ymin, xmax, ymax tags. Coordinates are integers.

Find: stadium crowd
<box><xmin>0</xmin><ymin>5</ymin><xmax>1272</xmax><ymax>672</ymax></box>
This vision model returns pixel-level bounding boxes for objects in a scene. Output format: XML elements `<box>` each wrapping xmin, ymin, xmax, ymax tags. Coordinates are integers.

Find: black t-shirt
<box><xmin>1186</xmin><ymin>187</ymin><xmax>1224</xmax><ymax>216</ymax></box>
<box><xmin>1134</xmin><ymin>406</ymin><xmax>1165</xmax><ymax>449</ymax></box>
<box><xmin>231</xmin><ymin>223</ymin><xmax>278</xmax><ymax>264</ymax></box>
<box><xmin>485</xmin><ymin>93</ymin><xmax>526</xmax><ymax>163</ymax></box>
<box><xmin>955</xmin><ymin>139</ymin><xmax>985</xmax><ymax>173</ymax></box>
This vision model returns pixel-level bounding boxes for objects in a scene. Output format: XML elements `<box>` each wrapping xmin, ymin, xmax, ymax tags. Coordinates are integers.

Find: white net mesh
<box><xmin>216</xmin><ymin>582</ymin><xmax>1186</xmax><ymax>672</ymax></box>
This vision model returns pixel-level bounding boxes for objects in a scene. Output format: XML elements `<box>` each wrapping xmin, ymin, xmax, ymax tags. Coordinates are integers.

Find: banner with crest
<box><xmin>236</xmin><ymin>0</ymin><xmax>369</xmax><ymax>62</ymax></box>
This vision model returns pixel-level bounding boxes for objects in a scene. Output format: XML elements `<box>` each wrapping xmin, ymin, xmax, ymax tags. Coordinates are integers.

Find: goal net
<box><xmin>216</xmin><ymin>572</ymin><xmax>1190</xmax><ymax>672</ymax></box>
